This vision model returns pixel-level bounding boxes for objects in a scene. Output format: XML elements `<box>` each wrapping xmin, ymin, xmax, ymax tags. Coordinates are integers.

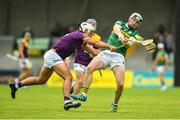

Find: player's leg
<box><xmin>19</xmin><ymin>67</ymin><xmax>31</xmax><ymax>80</ymax></box>
<box><xmin>108</xmin><ymin>51</ymin><xmax>125</xmax><ymax>112</ymax></box>
<box><xmin>14</xmin><ymin>59</ymin><xmax>32</xmax><ymax>82</ymax></box>
<box><xmin>21</xmin><ymin>66</ymin><xmax>53</xmax><ymax>86</ymax></box>
<box><xmin>53</xmin><ymin>63</ymin><xmax>73</xmax><ymax>98</ymax></box>
<box><xmin>71</xmin><ymin>54</ymin><xmax>106</xmax><ymax>101</ymax></box>
<box><xmin>73</xmin><ymin>70</ymin><xmax>84</xmax><ymax>94</ymax></box>
<box><xmin>9</xmin><ymin>49</ymin><xmax>58</xmax><ymax>99</ymax></box>
<box><xmin>53</xmin><ymin>63</ymin><xmax>81</xmax><ymax>110</ymax></box>
<box><xmin>159</xmin><ymin>70</ymin><xmax>165</xmax><ymax>85</ymax></box>
<box><xmin>157</xmin><ymin>66</ymin><xmax>167</xmax><ymax>91</ymax></box>
<box><xmin>9</xmin><ymin>66</ymin><xmax>53</xmax><ymax>99</ymax></box>
<box><xmin>72</xmin><ymin>63</ymin><xmax>86</xmax><ymax>95</ymax></box>
<box><xmin>18</xmin><ymin>67</ymin><xmax>32</xmax><ymax>89</ymax></box>
<box><xmin>111</xmin><ymin>65</ymin><xmax>125</xmax><ymax>112</ymax></box>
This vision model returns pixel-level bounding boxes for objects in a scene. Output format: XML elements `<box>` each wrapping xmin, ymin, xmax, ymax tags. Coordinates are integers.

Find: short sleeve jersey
<box><xmin>52</xmin><ymin>30</ymin><xmax>84</xmax><ymax>60</ymax></box>
<box><xmin>106</xmin><ymin>20</ymin><xmax>140</xmax><ymax>56</ymax></box>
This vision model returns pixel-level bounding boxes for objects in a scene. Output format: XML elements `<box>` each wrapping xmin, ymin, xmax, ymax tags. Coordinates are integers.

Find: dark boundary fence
<box><xmin>175</xmin><ymin>0</ymin><xmax>180</xmax><ymax>86</ymax></box>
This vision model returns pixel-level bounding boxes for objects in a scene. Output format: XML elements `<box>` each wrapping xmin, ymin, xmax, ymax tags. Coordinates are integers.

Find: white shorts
<box><xmin>43</xmin><ymin>49</ymin><xmax>64</xmax><ymax>68</ymax></box>
<box><xmin>98</xmin><ymin>50</ymin><xmax>125</xmax><ymax>69</ymax></box>
<box><xmin>74</xmin><ymin>63</ymin><xmax>87</xmax><ymax>73</ymax></box>
<box><xmin>156</xmin><ymin>66</ymin><xmax>165</xmax><ymax>73</ymax></box>
<box><xmin>19</xmin><ymin>58</ymin><xmax>32</xmax><ymax>69</ymax></box>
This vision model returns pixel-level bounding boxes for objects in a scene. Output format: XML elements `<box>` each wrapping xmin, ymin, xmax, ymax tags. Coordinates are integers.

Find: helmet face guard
<box><xmin>130</xmin><ymin>12</ymin><xmax>143</xmax><ymax>23</ymax></box>
<box><xmin>79</xmin><ymin>22</ymin><xmax>95</xmax><ymax>35</ymax></box>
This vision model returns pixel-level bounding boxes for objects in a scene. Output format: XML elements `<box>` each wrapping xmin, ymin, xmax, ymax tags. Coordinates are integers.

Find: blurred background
<box><xmin>0</xmin><ymin>0</ymin><xmax>178</xmax><ymax>88</ymax></box>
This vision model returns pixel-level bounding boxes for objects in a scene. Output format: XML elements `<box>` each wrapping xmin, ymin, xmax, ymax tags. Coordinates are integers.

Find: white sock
<box><xmin>15</xmin><ymin>82</ymin><xmax>19</xmax><ymax>89</ymax></box>
<box><xmin>64</xmin><ymin>100</ymin><xmax>71</xmax><ymax>104</ymax></box>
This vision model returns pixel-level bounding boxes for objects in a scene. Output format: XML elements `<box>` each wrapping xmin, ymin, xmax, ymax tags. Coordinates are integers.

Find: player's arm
<box><xmin>151</xmin><ymin>59</ymin><xmax>156</xmax><ymax>71</ymax></box>
<box><xmin>64</xmin><ymin>57</ymin><xmax>71</xmax><ymax>67</ymax></box>
<box><xmin>151</xmin><ymin>55</ymin><xmax>157</xmax><ymax>71</ymax></box>
<box><xmin>113</xmin><ymin>24</ymin><xmax>127</xmax><ymax>44</ymax></box>
<box><xmin>19</xmin><ymin>41</ymin><xmax>25</xmax><ymax>59</ymax></box>
<box><xmin>83</xmin><ymin>35</ymin><xmax>116</xmax><ymax>51</ymax></box>
<box><xmin>165</xmin><ymin>54</ymin><xmax>170</xmax><ymax>69</ymax></box>
<box><xmin>82</xmin><ymin>44</ymin><xmax>101</xmax><ymax>56</ymax></box>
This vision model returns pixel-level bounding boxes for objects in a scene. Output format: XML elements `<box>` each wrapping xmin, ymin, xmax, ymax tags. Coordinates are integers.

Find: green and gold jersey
<box><xmin>106</xmin><ymin>20</ymin><xmax>142</xmax><ymax>56</ymax></box>
<box><xmin>156</xmin><ymin>50</ymin><xmax>168</xmax><ymax>66</ymax></box>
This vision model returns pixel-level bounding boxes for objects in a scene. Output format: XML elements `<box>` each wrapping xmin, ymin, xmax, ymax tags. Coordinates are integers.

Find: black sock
<box><xmin>18</xmin><ymin>82</ymin><xmax>22</xmax><ymax>88</ymax></box>
<box><xmin>15</xmin><ymin>82</ymin><xmax>22</xmax><ymax>88</ymax></box>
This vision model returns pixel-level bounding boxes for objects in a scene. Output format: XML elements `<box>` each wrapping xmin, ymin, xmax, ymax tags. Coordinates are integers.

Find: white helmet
<box><xmin>157</xmin><ymin>43</ymin><xmax>164</xmax><ymax>49</ymax></box>
<box><xmin>79</xmin><ymin>22</ymin><xmax>95</xmax><ymax>34</ymax></box>
<box><xmin>86</xmin><ymin>18</ymin><xmax>97</xmax><ymax>31</ymax></box>
<box><xmin>130</xmin><ymin>12</ymin><xmax>143</xmax><ymax>22</ymax></box>
<box><xmin>24</xmin><ymin>32</ymin><xmax>31</xmax><ymax>38</ymax></box>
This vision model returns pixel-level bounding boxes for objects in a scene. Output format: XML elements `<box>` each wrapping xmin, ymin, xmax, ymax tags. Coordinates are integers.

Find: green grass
<box><xmin>0</xmin><ymin>85</ymin><xmax>180</xmax><ymax>119</ymax></box>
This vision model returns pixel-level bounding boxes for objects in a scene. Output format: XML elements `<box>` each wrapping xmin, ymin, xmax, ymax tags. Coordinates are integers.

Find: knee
<box><xmin>65</xmin><ymin>74</ymin><xmax>73</xmax><ymax>81</ymax></box>
<box><xmin>76</xmin><ymin>79</ymin><xmax>83</xmax><ymax>85</ymax></box>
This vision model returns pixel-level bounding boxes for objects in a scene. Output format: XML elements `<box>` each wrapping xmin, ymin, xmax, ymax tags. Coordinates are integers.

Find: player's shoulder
<box><xmin>158</xmin><ymin>50</ymin><xmax>166</xmax><ymax>55</ymax></box>
<box><xmin>21</xmin><ymin>37</ymin><xmax>27</xmax><ymax>43</ymax></box>
<box><xmin>115</xmin><ymin>20</ymin><xmax>126</xmax><ymax>25</ymax></box>
<box><xmin>20</xmin><ymin>37</ymin><xmax>29</xmax><ymax>47</ymax></box>
<box><xmin>133</xmin><ymin>29</ymin><xmax>139</xmax><ymax>35</ymax></box>
<box><xmin>76</xmin><ymin>30</ymin><xmax>84</xmax><ymax>36</ymax></box>
<box><xmin>71</xmin><ymin>30</ymin><xmax>82</xmax><ymax>35</ymax></box>
<box><xmin>162</xmin><ymin>50</ymin><xmax>168</xmax><ymax>55</ymax></box>
<box><xmin>68</xmin><ymin>30</ymin><xmax>84</xmax><ymax>38</ymax></box>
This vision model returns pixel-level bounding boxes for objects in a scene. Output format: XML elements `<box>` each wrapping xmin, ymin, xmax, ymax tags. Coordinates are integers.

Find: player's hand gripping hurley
<box><xmin>116</xmin><ymin>31</ymin><xmax>156</xmax><ymax>53</ymax></box>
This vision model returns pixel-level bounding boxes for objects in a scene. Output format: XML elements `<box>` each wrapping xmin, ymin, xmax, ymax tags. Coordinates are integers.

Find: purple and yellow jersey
<box><xmin>52</xmin><ymin>30</ymin><xmax>85</xmax><ymax>60</ymax></box>
<box><xmin>19</xmin><ymin>37</ymin><xmax>29</xmax><ymax>58</ymax></box>
<box><xmin>75</xmin><ymin>33</ymin><xmax>101</xmax><ymax>66</ymax></box>
<box><xmin>92</xmin><ymin>33</ymin><xmax>101</xmax><ymax>42</ymax></box>
<box><xmin>75</xmin><ymin>49</ymin><xmax>92</xmax><ymax>66</ymax></box>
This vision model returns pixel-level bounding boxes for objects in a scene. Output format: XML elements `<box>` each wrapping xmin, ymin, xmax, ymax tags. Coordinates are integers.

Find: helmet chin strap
<box><xmin>85</xmin><ymin>31</ymin><xmax>91</xmax><ymax>37</ymax></box>
<box><xmin>79</xmin><ymin>25</ymin><xmax>83</xmax><ymax>31</ymax></box>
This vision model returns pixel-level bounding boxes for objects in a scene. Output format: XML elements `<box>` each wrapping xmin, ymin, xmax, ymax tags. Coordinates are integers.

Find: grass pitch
<box><xmin>0</xmin><ymin>85</ymin><xmax>180</xmax><ymax>119</ymax></box>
